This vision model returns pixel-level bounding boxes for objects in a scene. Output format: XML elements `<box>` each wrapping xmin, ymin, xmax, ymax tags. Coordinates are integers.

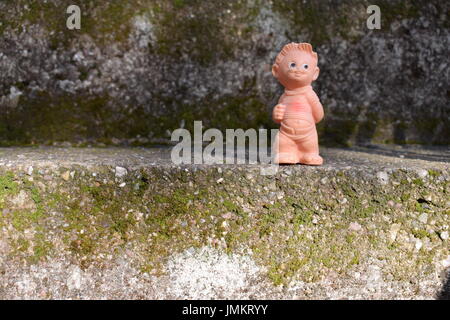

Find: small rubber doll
<box><xmin>272</xmin><ymin>43</ymin><xmax>324</xmax><ymax>165</ymax></box>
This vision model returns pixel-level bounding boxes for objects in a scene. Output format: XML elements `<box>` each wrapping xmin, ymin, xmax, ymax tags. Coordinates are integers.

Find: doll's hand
<box><xmin>272</xmin><ymin>104</ymin><xmax>286</xmax><ymax>123</ymax></box>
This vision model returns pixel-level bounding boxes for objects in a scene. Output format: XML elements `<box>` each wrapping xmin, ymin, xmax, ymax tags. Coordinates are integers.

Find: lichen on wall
<box><xmin>0</xmin><ymin>0</ymin><xmax>448</xmax><ymax>146</ymax></box>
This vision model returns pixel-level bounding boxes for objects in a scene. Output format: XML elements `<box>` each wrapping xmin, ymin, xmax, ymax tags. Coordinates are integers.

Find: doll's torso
<box><xmin>280</xmin><ymin>89</ymin><xmax>315</xmax><ymax>130</ymax></box>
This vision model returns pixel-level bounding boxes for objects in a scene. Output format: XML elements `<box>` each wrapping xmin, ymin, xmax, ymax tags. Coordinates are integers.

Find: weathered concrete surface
<box><xmin>1</xmin><ymin>144</ymin><xmax>448</xmax><ymax>168</ymax></box>
<box><xmin>1</xmin><ymin>0</ymin><xmax>449</xmax><ymax>145</ymax></box>
<box><xmin>0</xmin><ymin>146</ymin><xmax>449</xmax><ymax>299</ymax></box>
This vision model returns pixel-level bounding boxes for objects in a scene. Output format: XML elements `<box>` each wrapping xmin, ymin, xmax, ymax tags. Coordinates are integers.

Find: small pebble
<box><xmin>418</xmin><ymin>213</ymin><xmax>428</xmax><ymax>224</ymax></box>
<box><xmin>61</xmin><ymin>171</ymin><xmax>70</xmax><ymax>181</ymax></box>
<box><xmin>441</xmin><ymin>256</ymin><xmax>450</xmax><ymax>268</ymax></box>
<box><xmin>115</xmin><ymin>166</ymin><xmax>128</xmax><ymax>178</ymax></box>
<box><xmin>349</xmin><ymin>222</ymin><xmax>362</xmax><ymax>232</ymax></box>
<box><xmin>416</xmin><ymin>169</ymin><xmax>428</xmax><ymax>178</ymax></box>
<box><xmin>376</xmin><ymin>171</ymin><xmax>389</xmax><ymax>185</ymax></box>
<box><xmin>415</xmin><ymin>238</ymin><xmax>423</xmax><ymax>250</ymax></box>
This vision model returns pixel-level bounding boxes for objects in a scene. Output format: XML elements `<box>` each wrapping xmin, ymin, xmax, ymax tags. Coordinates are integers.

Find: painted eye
<box><xmin>289</xmin><ymin>62</ymin><xmax>296</xmax><ymax>69</ymax></box>
<box><xmin>302</xmin><ymin>64</ymin><xmax>309</xmax><ymax>70</ymax></box>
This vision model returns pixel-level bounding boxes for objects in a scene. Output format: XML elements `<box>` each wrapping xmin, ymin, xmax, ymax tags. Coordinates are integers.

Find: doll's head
<box><xmin>272</xmin><ymin>43</ymin><xmax>319</xmax><ymax>89</ymax></box>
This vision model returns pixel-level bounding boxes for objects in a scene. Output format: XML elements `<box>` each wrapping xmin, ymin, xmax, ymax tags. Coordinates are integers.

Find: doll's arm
<box><xmin>306</xmin><ymin>89</ymin><xmax>324</xmax><ymax>123</ymax></box>
<box><xmin>272</xmin><ymin>94</ymin><xmax>286</xmax><ymax>123</ymax></box>
<box><xmin>278</xmin><ymin>93</ymin><xmax>286</xmax><ymax>105</ymax></box>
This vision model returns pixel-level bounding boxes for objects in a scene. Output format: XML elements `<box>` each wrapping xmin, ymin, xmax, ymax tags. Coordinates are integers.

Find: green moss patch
<box><xmin>0</xmin><ymin>164</ymin><xmax>448</xmax><ymax>286</ymax></box>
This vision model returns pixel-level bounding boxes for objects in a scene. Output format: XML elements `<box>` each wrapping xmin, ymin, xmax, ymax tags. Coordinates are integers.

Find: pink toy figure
<box><xmin>272</xmin><ymin>42</ymin><xmax>324</xmax><ymax>165</ymax></box>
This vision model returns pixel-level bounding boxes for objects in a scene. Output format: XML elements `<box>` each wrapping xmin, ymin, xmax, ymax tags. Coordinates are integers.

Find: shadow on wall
<box><xmin>437</xmin><ymin>271</ymin><xmax>450</xmax><ymax>300</ymax></box>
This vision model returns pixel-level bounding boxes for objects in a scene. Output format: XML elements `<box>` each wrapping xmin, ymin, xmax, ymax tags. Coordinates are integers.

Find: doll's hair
<box><xmin>273</xmin><ymin>42</ymin><xmax>318</xmax><ymax>67</ymax></box>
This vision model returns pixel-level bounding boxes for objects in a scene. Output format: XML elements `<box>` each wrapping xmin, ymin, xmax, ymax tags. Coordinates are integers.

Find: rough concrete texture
<box><xmin>0</xmin><ymin>0</ymin><xmax>449</xmax><ymax>145</ymax></box>
<box><xmin>0</xmin><ymin>146</ymin><xmax>449</xmax><ymax>299</ymax></box>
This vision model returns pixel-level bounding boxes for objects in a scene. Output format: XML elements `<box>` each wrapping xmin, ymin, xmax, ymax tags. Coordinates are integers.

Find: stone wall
<box><xmin>0</xmin><ymin>147</ymin><xmax>448</xmax><ymax>299</ymax></box>
<box><xmin>0</xmin><ymin>0</ymin><xmax>449</xmax><ymax>146</ymax></box>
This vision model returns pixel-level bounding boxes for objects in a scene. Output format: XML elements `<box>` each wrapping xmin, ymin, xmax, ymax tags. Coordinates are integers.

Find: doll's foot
<box><xmin>299</xmin><ymin>154</ymin><xmax>323</xmax><ymax>166</ymax></box>
<box><xmin>274</xmin><ymin>153</ymin><xmax>298</xmax><ymax>164</ymax></box>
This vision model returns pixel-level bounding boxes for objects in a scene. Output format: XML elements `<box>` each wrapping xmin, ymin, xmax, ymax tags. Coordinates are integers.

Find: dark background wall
<box><xmin>0</xmin><ymin>0</ymin><xmax>448</xmax><ymax>146</ymax></box>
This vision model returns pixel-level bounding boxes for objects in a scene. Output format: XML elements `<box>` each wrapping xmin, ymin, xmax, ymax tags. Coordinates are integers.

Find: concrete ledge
<box><xmin>0</xmin><ymin>146</ymin><xmax>449</xmax><ymax>299</ymax></box>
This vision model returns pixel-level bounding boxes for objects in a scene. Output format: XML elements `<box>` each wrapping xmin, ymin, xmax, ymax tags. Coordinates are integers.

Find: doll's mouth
<box><xmin>292</xmin><ymin>72</ymin><xmax>306</xmax><ymax>78</ymax></box>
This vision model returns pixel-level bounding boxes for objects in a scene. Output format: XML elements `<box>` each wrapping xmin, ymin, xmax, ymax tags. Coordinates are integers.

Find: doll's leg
<box><xmin>296</xmin><ymin>130</ymin><xmax>323</xmax><ymax>165</ymax></box>
<box><xmin>273</xmin><ymin>131</ymin><xmax>300</xmax><ymax>164</ymax></box>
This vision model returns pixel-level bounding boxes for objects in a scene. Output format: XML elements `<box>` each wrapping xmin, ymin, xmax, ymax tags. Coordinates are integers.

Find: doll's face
<box><xmin>273</xmin><ymin>50</ymin><xmax>319</xmax><ymax>89</ymax></box>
